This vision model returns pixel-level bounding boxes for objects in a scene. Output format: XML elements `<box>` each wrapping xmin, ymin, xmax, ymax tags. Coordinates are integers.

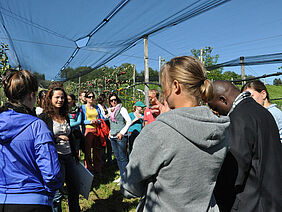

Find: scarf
<box><xmin>110</xmin><ymin>103</ymin><xmax>122</xmax><ymax>122</ymax></box>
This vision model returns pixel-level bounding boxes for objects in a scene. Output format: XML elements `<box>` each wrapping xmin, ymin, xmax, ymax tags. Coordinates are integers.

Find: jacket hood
<box><xmin>0</xmin><ymin>109</ymin><xmax>38</xmax><ymax>143</ymax></box>
<box><xmin>157</xmin><ymin>106</ymin><xmax>230</xmax><ymax>149</ymax></box>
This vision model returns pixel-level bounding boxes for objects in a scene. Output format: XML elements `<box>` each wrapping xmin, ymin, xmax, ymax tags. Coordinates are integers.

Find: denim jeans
<box><xmin>52</xmin><ymin>154</ymin><xmax>80</xmax><ymax>212</ymax></box>
<box><xmin>110</xmin><ymin>136</ymin><xmax>128</xmax><ymax>177</ymax></box>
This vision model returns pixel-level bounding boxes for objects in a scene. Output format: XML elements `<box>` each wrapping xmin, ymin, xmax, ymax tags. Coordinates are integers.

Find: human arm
<box><xmin>229</xmin><ymin>111</ymin><xmax>254</xmax><ymax>190</ymax></box>
<box><xmin>129</xmin><ymin>112</ymin><xmax>143</xmax><ymax>125</ymax></box>
<box><xmin>34</xmin><ymin>120</ymin><xmax>63</xmax><ymax>195</ymax></box>
<box><xmin>150</xmin><ymin>99</ymin><xmax>171</xmax><ymax>116</ymax></box>
<box><xmin>70</xmin><ymin>111</ymin><xmax>82</xmax><ymax>128</ymax></box>
<box><xmin>132</xmin><ymin>115</ymin><xmax>143</xmax><ymax>124</ymax></box>
<box><xmin>120</xmin><ymin>124</ymin><xmax>166</xmax><ymax>198</ymax></box>
<box><xmin>117</xmin><ymin>107</ymin><xmax>132</xmax><ymax>138</ymax></box>
<box><xmin>80</xmin><ymin>105</ymin><xmax>91</xmax><ymax>125</ymax></box>
<box><xmin>83</xmin><ymin>119</ymin><xmax>91</xmax><ymax>125</ymax></box>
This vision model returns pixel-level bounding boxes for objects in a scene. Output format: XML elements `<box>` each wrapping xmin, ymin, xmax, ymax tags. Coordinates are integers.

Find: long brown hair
<box><xmin>43</xmin><ymin>87</ymin><xmax>69</xmax><ymax>118</ymax></box>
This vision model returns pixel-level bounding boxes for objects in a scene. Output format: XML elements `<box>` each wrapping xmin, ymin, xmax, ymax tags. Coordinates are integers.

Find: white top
<box><xmin>53</xmin><ymin>120</ymin><xmax>71</xmax><ymax>155</ymax></box>
<box><xmin>35</xmin><ymin>107</ymin><xmax>43</xmax><ymax>116</ymax></box>
<box><xmin>119</xmin><ymin>107</ymin><xmax>132</xmax><ymax>135</ymax></box>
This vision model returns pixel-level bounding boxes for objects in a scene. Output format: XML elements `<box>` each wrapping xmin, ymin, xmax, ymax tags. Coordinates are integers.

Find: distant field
<box><xmin>236</xmin><ymin>84</ymin><xmax>282</xmax><ymax>109</ymax></box>
<box><xmin>266</xmin><ymin>85</ymin><xmax>282</xmax><ymax>109</ymax></box>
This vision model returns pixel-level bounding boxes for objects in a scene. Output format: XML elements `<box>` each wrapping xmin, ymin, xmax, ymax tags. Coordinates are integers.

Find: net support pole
<box><xmin>240</xmin><ymin>56</ymin><xmax>245</xmax><ymax>85</ymax></box>
<box><xmin>78</xmin><ymin>71</ymin><xmax>81</xmax><ymax>100</ymax></box>
<box><xmin>158</xmin><ymin>56</ymin><xmax>162</xmax><ymax>99</ymax></box>
<box><xmin>144</xmin><ymin>35</ymin><xmax>149</xmax><ymax>106</ymax></box>
<box><xmin>133</xmin><ymin>64</ymin><xmax>136</xmax><ymax>101</ymax></box>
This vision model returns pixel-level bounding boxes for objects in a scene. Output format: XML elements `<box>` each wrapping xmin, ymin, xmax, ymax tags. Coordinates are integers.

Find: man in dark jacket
<box><xmin>208</xmin><ymin>80</ymin><xmax>282</xmax><ymax>212</ymax></box>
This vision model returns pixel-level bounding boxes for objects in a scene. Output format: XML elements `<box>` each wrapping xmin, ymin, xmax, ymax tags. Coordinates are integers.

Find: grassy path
<box><xmin>62</xmin><ymin>162</ymin><xmax>139</xmax><ymax>211</ymax></box>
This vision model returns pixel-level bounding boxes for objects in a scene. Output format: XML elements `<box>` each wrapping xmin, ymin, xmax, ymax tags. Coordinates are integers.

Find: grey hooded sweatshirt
<box><xmin>121</xmin><ymin>106</ymin><xmax>230</xmax><ymax>212</ymax></box>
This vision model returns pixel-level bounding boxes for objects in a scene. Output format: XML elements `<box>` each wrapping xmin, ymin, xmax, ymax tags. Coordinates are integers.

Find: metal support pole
<box><xmin>240</xmin><ymin>56</ymin><xmax>245</xmax><ymax>85</ymax></box>
<box><xmin>200</xmin><ymin>48</ymin><xmax>204</xmax><ymax>64</ymax></box>
<box><xmin>133</xmin><ymin>65</ymin><xmax>136</xmax><ymax>101</ymax></box>
<box><xmin>78</xmin><ymin>72</ymin><xmax>81</xmax><ymax>100</ymax></box>
<box><xmin>158</xmin><ymin>56</ymin><xmax>162</xmax><ymax>98</ymax></box>
<box><xmin>144</xmin><ymin>35</ymin><xmax>149</xmax><ymax>106</ymax></box>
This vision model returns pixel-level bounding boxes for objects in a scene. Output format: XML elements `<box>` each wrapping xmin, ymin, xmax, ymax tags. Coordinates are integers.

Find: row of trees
<box><xmin>1</xmin><ymin>44</ymin><xmax>281</xmax><ymax>94</ymax></box>
<box><xmin>62</xmin><ymin>46</ymin><xmax>255</xmax><ymax>90</ymax></box>
<box><xmin>0</xmin><ymin>43</ymin><xmax>11</xmax><ymax>106</ymax></box>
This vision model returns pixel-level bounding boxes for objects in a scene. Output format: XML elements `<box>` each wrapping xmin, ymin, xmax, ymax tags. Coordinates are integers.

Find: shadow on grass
<box><xmin>86</xmin><ymin>189</ymin><xmax>139</xmax><ymax>212</ymax></box>
<box><xmin>92</xmin><ymin>159</ymin><xmax>119</xmax><ymax>190</ymax></box>
<box><xmin>83</xmin><ymin>161</ymin><xmax>139</xmax><ymax>211</ymax></box>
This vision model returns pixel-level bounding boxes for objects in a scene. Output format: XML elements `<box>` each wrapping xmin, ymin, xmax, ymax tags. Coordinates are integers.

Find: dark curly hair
<box><xmin>43</xmin><ymin>87</ymin><xmax>69</xmax><ymax>118</ymax></box>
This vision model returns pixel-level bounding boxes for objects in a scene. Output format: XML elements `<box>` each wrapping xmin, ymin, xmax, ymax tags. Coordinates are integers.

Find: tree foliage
<box><xmin>0</xmin><ymin>42</ymin><xmax>11</xmax><ymax>106</ymax></box>
<box><xmin>190</xmin><ymin>46</ymin><xmax>255</xmax><ymax>81</ymax></box>
<box><xmin>191</xmin><ymin>46</ymin><xmax>224</xmax><ymax>80</ymax></box>
<box><xmin>0</xmin><ymin>42</ymin><xmax>11</xmax><ymax>86</ymax></box>
<box><xmin>139</xmin><ymin>67</ymin><xmax>159</xmax><ymax>82</ymax></box>
<box><xmin>273</xmin><ymin>78</ymin><xmax>282</xmax><ymax>86</ymax></box>
<box><xmin>62</xmin><ymin>63</ymin><xmax>159</xmax><ymax>91</ymax></box>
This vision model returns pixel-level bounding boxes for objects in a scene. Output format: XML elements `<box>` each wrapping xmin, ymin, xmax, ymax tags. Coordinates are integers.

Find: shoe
<box><xmin>114</xmin><ymin>177</ymin><xmax>120</xmax><ymax>183</ymax></box>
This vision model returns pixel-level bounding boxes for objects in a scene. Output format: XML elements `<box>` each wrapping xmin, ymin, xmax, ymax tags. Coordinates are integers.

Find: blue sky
<box><xmin>107</xmin><ymin>0</ymin><xmax>282</xmax><ymax>84</ymax></box>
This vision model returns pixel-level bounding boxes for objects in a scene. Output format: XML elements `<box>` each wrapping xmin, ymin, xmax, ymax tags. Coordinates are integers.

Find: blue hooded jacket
<box><xmin>0</xmin><ymin>109</ymin><xmax>62</xmax><ymax>206</ymax></box>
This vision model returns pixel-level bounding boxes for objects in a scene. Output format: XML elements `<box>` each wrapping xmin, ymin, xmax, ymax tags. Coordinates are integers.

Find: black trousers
<box><xmin>0</xmin><ymin>204</ymin><xmax>52</xmax><ymax>212</ymax></box>
<box><xmin>128</xmin><ymin>130</ymin><xmax>140</xmax><ymax>154</ymax></box>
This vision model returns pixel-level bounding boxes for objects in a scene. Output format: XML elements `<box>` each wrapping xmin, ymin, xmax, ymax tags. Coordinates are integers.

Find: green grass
<box><xmin>62</xmin><ymin>161</ymin><xmax>139</xmax><ymax>212</ymax></box>
<box><xmin>237</xmin><ymin>84</ymin><xmax>282</xmax><ymax>109</ymax></box>
<box><xmin>266</xmin><ymin>85</ymin><xmax>282</xmax><ymax>109</ymax></box>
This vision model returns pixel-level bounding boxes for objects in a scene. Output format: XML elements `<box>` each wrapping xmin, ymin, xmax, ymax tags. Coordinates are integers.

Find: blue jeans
<box><xmin>110</xmin><ymin>136</ymin><xmax>128</xmax><ymax>177</ymax></box>
<box><xmin>52</xmin><ymin>154</ymin><xmax>80</xmax><ymax>212</ymax></box>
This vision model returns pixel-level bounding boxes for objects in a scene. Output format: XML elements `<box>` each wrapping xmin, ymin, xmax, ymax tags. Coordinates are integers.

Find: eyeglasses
<box><xmin>110</xmin><ymin>98</ymin><xmax>117</xmax><ymax>102</ymax></box>
<box><xmin>87</xmin><ymin>96</ymin><xmax>94</xmax><ymax>99</ymax></box>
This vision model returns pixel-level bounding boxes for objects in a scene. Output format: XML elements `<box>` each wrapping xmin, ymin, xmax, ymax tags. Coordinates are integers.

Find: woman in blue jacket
<box><xmin>0</xmin><ymin>69</ymin><xmax>62</xmax><ymax>212</ymax></box>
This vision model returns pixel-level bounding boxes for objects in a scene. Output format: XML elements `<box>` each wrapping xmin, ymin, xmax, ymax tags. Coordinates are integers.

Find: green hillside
<box><xmin>266</xmin><ymin>85</ymin><xmax>282</xmax><ymax>109</ymax></box>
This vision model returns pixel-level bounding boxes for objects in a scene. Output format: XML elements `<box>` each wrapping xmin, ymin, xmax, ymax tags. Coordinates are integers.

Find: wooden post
<box><xmin>200</xmin><ymin>48</ymin><xmax>204</xmax><ymax>64</ymax></box>
<box><xmin>104</xmin><ymin>76</ymin><xmax>106</xmax><ymax>92</ymax></box>
<box><xmin>240</xmin><ymin>56</ymin><xmax>245</xmax><ymax>85</ymax></box>
<box><xmin>78</xmin><ymin>72</ymin><xmax>81</xmax><ymax>100</ymax></box>
<box><xmin>144</xmin><ymin>35</ymin><xmax>149</xmax><ymax>107</ymax></box>
<box><xmin>158</xmin><ymin>56</ymin><xmax>162</xmax><ymax>98</ymax></box>
<box><xmin>133</xmin><ymin>65</ymin><xmax>136</xmax><ymax>101</ymax></box>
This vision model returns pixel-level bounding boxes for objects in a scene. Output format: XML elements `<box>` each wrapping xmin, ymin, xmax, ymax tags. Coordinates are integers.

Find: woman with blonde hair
<box><xmin>121</xmin><ymin>56</ymin><xmax>230</xmax><ymax>211</ymax></box>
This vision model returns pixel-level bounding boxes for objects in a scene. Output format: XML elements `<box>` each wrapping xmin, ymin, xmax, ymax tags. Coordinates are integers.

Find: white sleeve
<box><xmin>119</xmin><ymin>107</ymin><xmax>132</xmax><ymax>135</ymax></box>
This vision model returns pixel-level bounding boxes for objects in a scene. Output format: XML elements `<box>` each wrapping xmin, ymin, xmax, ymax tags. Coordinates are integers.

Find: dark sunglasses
<box><xmin>87</xmin><ymin>96</ymin><xmax>94</xmax><ymax>99</ymax></box>
<box><xmin>110</xmin><ymin>98</ymin><xmax>117</xmax><ymax>102</ymax></box>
